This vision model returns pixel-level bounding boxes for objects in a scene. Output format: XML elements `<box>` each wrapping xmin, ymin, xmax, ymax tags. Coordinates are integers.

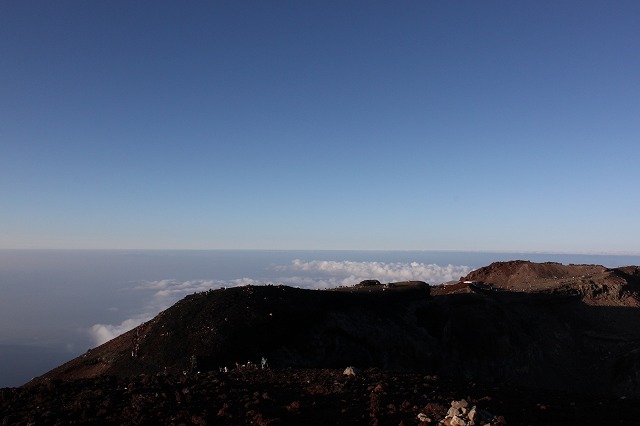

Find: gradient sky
<box><xmin>2</xmin><ymin>1</ymin><xmax>639</xmax><ymax>252</ymax></box>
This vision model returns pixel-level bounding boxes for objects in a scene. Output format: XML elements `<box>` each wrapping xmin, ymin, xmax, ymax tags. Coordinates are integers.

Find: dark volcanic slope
<box><xmin>35</xmin><ymin>283</ymin><xmax>434</xmax><ymax>382</ymax></box>
<box><xmin>30</xmin><ymin>262</ymin><xmax>640</xmax><ymax>399</ymax></box>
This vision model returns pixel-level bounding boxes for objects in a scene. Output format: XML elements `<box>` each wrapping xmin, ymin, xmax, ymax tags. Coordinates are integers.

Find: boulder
<box><xmin>343</xmin><ymin>366</ymin><xmax>356</xmax><ymax>377</ymax></box>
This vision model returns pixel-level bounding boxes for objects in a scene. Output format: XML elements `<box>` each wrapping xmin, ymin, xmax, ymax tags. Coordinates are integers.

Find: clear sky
<box><xmin>2</xmin><ymin>1</ymin><xmax>639</xmax><ymax>253</ymax></box>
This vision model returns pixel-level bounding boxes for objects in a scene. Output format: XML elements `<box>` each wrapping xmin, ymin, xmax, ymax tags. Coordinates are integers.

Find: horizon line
<box><xmin>1</xmin><ymin>247</ymin><xmax>639</xmax><ymax>256</ymax></box>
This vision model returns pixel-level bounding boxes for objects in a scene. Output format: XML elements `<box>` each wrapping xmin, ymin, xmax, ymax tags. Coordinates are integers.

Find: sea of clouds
<box><xmin>88</xmin><ymin>260</ymin><xmax>471</xmax><ymax>346</ymax></box>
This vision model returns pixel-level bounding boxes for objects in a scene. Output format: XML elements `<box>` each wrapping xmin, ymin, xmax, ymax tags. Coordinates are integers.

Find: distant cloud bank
<box><xmin>88</xmin><ymin>260</ymin><xmax>471</xmax><ymax>346</ymax></box>
<box><xmin>283</xmin><ymin>259</ymin><xmax>471</xmax><ymax>284</ymax></box>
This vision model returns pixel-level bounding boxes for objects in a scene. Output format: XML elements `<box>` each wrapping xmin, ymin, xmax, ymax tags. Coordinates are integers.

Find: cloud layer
<box><xmin>88</xmin><ymin>260</ymin><xmax>471</xmax><ymax>346</ymax></box>
<box><xmin>284</xmin><ymin>259</ymin><xmax>471</xmax><ymax>284</ymax></box>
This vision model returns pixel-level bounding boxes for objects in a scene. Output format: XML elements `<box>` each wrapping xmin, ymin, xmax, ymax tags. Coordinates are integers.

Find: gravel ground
<box><xmin>3</xmin><ymin>368</ymin><xmax>638</xmax><ymax>425</ymax></box>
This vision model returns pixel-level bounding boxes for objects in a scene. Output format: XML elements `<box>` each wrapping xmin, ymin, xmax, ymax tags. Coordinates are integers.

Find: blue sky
<box><xmin>2</xmin><ymin>1</ymin><xmax>639</xmax><ymax>253</ymax></box>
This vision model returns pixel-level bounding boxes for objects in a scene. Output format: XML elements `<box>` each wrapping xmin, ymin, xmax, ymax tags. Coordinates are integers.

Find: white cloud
<box><xmin>280</xmin><ymin>259</ymin><xmax>471</xmax><ymax>284</ymax></box>
<box><xmin>89</xmin><ymin>317</ymin><xmax>146</xmax><ymax>347</ymax></box>
<box><xmin>88</xmin><ymin>260</ymin><xmax>471</xmax><ymax>346</ymax></box>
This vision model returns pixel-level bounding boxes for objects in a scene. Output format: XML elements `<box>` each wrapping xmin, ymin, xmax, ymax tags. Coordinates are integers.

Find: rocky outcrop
<box><xmin>462</xmin><ymin>260</ymin><xmax>640</xmax><ymax>301</ymax></box>
<box><xmin>438</xmin><ymin>399</ymin><xmax>504</xmax><ymax>426</ymax></box>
